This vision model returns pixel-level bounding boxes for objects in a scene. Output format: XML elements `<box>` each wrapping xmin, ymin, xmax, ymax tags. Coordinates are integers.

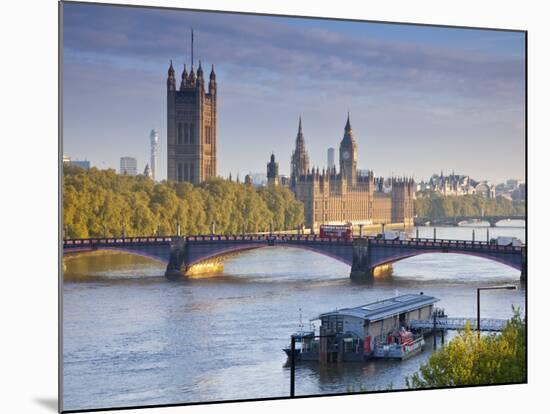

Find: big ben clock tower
<box><xmin>339</xmin><ymin>113</ymin><xmax>358</xmax><ymax>186</ymax></box>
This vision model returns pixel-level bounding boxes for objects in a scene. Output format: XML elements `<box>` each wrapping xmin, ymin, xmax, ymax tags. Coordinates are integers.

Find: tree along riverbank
<box><xmin>406</xmin><ymin>309</ymin><xmax>526</xmax><ymax>388</ymax></box>
<box><xmin>63</xmin><ymin>166</ymin><xmax>304</xmax><ymax>239</ymax></box>
<box><xmin>414</xmin><ymin>191</ymin><xmax>525</xmax><ymax>219</ymax></box>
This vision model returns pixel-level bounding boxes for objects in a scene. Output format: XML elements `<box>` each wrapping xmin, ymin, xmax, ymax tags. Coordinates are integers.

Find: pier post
<box><xmin>433</xmin><ymin>313</ymin><xmax>437</xmax><ymax>350</ymax></box>
<box><xmin>433</xmin><ymin>227</ymin><xmax>436</xmax><ymax>240</ymax></box>
<box><xmin>290</xmin><ymin>336</ymin><xmax>296</xmax><ymax>397</ymax></box>
<box><xmin>520</xmin><ymin>249</ymin><xmax>527</xmax><ymax>283</ymax></box>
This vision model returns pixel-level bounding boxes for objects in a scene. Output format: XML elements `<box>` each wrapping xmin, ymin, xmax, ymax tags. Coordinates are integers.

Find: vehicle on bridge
<box><xmin>490</xmin><ymin>236</ymin><xmax>522</xmax><ymax>247</ymax></box>
<box><xmin>376</xmin><ymin>230</ymin><xmax>408</xmax><ymax>241</ymax></box>
<box><xmin>319</xmin><ymin>224</ymin><xmax>353</xmax><ymax>240</ymax></box>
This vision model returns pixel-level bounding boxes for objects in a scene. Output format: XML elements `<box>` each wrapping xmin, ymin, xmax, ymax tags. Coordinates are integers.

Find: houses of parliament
<box><xmin>166</xmin><ymin>56</ymin><xmax>217</xmax><ymax>184</ymax></box>
<box><xmin>166</xmin><ymin>53</ymin><xmax>413</xmax><ymax>230</ymax></box>
<box><xmin>267</xmin><ymin>115</ymin><xmax>415</xmax><ymax>230</ymax></box>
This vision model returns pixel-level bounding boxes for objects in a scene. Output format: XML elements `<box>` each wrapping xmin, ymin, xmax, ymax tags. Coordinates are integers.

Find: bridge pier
<box><xmin>165</xmin><ymin>238</ymin><xmax>187</xmax><ymax>280</ymax></box>
<box><xmin>350</xmin><ymin>240</ymin><xmax>374</xmax><ymax>281</ymax></box>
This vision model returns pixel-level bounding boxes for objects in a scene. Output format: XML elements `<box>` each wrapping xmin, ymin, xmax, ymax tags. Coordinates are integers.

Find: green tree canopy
<box><xmin>406</xmin><ymin>309</ymin><xmax>526</xmax><ymax>388</ymax></box>
<box><xmin>415</xmin><ymin>191</ymin><xmax>525</xmax><ymax>219</ymax></box>
<box><xmin>63</xmin><ymin>165</ymin><xmax>304</xmax><ymax>238</ymax></box>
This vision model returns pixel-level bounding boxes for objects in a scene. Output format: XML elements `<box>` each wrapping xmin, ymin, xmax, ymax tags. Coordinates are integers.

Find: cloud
<box><xmin>63</xmin><ymin>3</ymin><xmax>524</xmax><ymax>105</ymax></box>
<box><xmin>61</xmin><ymin>2</ymin><xmax>525</xmax><ymax>183</ymax></box>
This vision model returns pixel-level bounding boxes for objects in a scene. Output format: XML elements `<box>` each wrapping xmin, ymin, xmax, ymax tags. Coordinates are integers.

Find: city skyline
<box><xmin>63</xmin><ymin>3</ymin><xmax>525</xmax><ymax>183</ymax></box>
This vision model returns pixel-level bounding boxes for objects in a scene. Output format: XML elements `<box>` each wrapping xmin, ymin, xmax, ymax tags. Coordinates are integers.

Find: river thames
<box><xmin>63</xmin><ymin>223</ymin><xmax>525</xmax><ymax>411</ymax></box>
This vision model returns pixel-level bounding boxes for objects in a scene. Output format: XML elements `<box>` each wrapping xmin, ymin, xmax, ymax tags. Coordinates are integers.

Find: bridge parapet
<box><xmin>63</xmin><ymin>236</ymin><xmax>173</xmax><ymax>250</ymax></box>
<box><xmin>367</xmin><ymin>237</ymin><xmax>524</xmax><ymax>253</ymax></box>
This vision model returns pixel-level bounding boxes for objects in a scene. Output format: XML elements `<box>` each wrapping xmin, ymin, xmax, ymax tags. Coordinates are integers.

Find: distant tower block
<box><xmin>327</xmin><ymin>147</ymin><xmax>335</xmax><ymax>170</ymax></box>
<box><xmin>267</xmin><ymin>153</ymin><xmax>279</xmax><ymax>186</ymax></box>
<box><xmin>150</xmin><ymin>129</ymin><xmax>159</xmax><ymax>180</ymax></box>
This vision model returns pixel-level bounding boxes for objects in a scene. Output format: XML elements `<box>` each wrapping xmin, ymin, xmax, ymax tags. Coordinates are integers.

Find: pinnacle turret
<box><xmin>197</xmin><ymin>60</ymin><xmax>204</xmax><ymax>78</ymax></box>
<box><xmin>341</xmin><ymin>112</ymin><xmax>355</xmax><ymax>145</ymax></box>
<box><xmin>180</xmin><ymin>64</ymin><xmax>188</xmax><ymax>89</ymax></box>
<box><xmin>188</xmin><ymin>64</ymin><xmax>196</xmax><ymax>86</ymax></box>
<box><xmin>167</xmin><ymin>60</ymin><xmax>176</xmax><ymax>91</ymax></box>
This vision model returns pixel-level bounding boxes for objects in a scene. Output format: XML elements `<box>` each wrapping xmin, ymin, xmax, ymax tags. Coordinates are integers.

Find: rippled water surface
<box><xmin>63</xmin><ymin>224</ymin><xmax>526</xmax><ymax>411</ymax></box>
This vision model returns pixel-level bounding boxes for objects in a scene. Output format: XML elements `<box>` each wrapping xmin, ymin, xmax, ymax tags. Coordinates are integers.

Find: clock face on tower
<box><xmin>342</xmin><ymin>151</ymin><xmax>350</xmax><ymax>160</ymax></box>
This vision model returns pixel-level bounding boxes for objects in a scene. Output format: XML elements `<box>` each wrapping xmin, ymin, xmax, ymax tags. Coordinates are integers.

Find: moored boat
<box><xmin>283</xmin><ymin>293</ymin><xmax>439</xmax><ymax>363</ymax></box>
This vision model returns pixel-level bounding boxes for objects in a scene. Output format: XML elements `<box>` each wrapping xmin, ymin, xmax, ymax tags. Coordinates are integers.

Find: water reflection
<box><xmin>62</xmin><ymin>225</ymin><xmax>525</xmax><ymax>410</ymax></box>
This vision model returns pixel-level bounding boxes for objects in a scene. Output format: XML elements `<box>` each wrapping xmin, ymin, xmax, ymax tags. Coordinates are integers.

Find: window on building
<box><xmin>189</xmin><ymin>163</ymin><xmax>195</xmax><ymax>182</ymax></box>
<box><xmin>177</xmin><ymin>123</ymin><xmax>183</xmax><ymax>145</ymax></box>
<box><xmin>184</xmin><ymin>123</ymin><xmax>189</xmax><ymax>144</ymax></box>
<box><xmin>184</xmin><ymin>164</ymin><xmax>189</xmax><ymax>182</ymax></box>
<box><xmin>206</xmin><ymin>126</ymin><xmax>211</xmax><ymax>144</ymax></box>
<box><xmin>177</xmin><ymin>163</ymin><xmax>183</xmax><ymax>182</ymax></box>
<box><xmin>189</xmin><ymin>123</ymin><xmax>195</xmax><ymax>144</ymax></box>
<box><xmin>322</xmin><ymin>316</ymin><xmax>344</xmax><ymax>333</ymax></box>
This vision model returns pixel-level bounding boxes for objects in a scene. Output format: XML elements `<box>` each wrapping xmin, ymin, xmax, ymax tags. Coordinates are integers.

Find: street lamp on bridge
<box><xmin>477</xmin><ymin>285</ymin><xmax>517</xmax><ymax>334</ymax></box>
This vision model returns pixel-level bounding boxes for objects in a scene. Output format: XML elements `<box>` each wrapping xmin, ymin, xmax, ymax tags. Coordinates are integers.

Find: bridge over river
<box><xmin>63</xmin><ymin>233</ymin><xmax>526</xmax><ymax>281</ymax></box>
<box><xmin>414</xmin><ymin>215</ymin><xmax>525</xmax><ymax>227</ymax></box>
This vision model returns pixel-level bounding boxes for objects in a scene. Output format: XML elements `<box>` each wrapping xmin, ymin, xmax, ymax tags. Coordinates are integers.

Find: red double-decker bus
<box><xmin>319</xmin><ymin>224</ymin><xmax>353</xmax><ymax>240</ymax></box>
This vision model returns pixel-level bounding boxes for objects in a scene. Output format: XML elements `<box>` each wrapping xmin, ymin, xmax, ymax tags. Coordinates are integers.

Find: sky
<box><xmin>62</xmin><ymin>2</ymin><xmax>526</xmax><ymax>183</ymax></box>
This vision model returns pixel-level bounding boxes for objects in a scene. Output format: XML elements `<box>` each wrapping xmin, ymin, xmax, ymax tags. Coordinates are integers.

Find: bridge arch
<box><xmin>370</xmin><ymin>250</ymin><xmax>522</xmax><ymax>272</ymax></box>
<box><xmin>63</xmin><ymin>247</ymin><xmax>170</xmax><ymax>266</ymax></box>
<box><xmin>185</xmin><ymin>244</ymin><xmax>353</xmax><ymax>268</ymax></box>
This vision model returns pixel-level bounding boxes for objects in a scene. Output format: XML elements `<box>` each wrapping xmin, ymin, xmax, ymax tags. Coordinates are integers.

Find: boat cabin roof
<box><xmin>317</xmin><ymin>294</ymin><xmax>439</xmax><ymax>323</ymax></box>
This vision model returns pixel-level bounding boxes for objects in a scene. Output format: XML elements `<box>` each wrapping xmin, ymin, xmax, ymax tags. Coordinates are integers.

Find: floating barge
<box><xmin>284</xmin><ymin>293</ymin><xmax>439</xmax><ymax>362</ymax></box>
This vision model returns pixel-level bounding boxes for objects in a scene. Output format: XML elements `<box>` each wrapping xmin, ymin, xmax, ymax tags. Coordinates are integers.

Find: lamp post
<box><xmin>290</xmin><ymin>336</ymin><xmax>296</xmax><ymax>397</ymax></box>
<box><xmin>477</xmin><ymin>285</ymin><xmax>517</xmax><ymax>334</ymax></box>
